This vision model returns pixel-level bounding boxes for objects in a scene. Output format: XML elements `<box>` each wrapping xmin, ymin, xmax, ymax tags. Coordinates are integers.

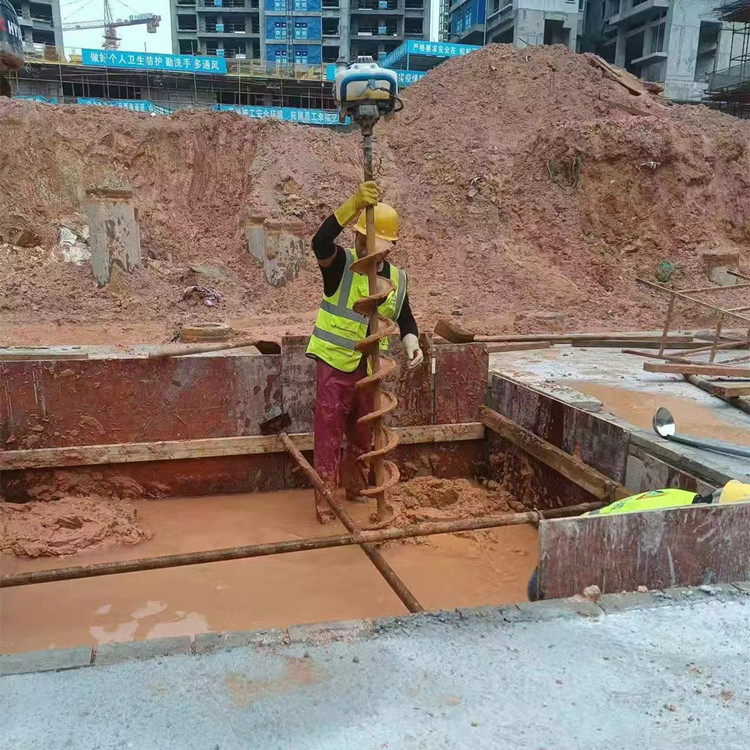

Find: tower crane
<box><xmin>62</xmin><ymin>0</ymin><xmax>160</xmax><ymax>49</ymax></box>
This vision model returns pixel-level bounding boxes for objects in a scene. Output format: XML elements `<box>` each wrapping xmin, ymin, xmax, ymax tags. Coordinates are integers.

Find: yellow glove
<box><xmin>334</xmin><ymin>181</ymin><xmax>379</xmax><ymax>227</ymax></box>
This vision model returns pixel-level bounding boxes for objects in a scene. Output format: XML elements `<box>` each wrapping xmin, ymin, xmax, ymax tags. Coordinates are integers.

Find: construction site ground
<box><xmin>2</xmin><ymin>40</ymin><xmax>750</xmax><ymax>749</ymax></box>
<box><xmin>3</xmin><ymin>589</ymin><xmax>750</xmax><ymax>749</ymax></box>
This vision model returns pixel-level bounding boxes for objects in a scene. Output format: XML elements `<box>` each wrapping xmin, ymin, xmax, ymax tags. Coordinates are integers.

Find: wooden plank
<box><xmin>708</xmin><ymin>381</ymin><xmax>750</xmax><ymax>398</ymax></box>
<box><xmin>684</xmin><ymin>375</ymin><xmax>750</xmax><ymax>417</ymax></box>
<box><xmin>474</xmin><ymin>332</ymin><xmax>694</xmax><ymax>343</ymax></box>
<box><xmin>0</xmin><ymin>352</ymin><xmax>90</xmax><ymax>361</ymax></box>
<box><xmin>0</xmin><ymin>422</ymin><xmax>485</xmax><ymax>471</ymax></box>
<box><xmin>575</xmin><ymin>339</ymin><xmax>738</xmax><ymax>350</ymax></box>
<box><xmin>434</xmin><ymin>343</ymin><xmax>488</xmax><ymax>424</ymax></box>
<box><xmin>637</xmin><ymin>277</ymin><xmax>750</xmax><ymax>325</ymax></box>
<box><xmin>486</xmin><ymin>431</ymin><xmax>597</xmax><ymax>511</ymax></box>
<box><xmin>589</xmin><ymin>55</ymin><xmax>647</xmax><ymax>95</ymax></box>
<box><xmin>480</xmin><ymin>406</ymin><xmax>629</xmax><ymax>502</ymax></box>
<box><xmin>484</xmin><ymin>341</ymin><xmax>552</xmax><ymax>354</ymax></box>
<box><xmin>623</xmin><ymin>350</ymin><xmax>695</xmax><ymax>363</ymax></box>
<box><xmin>644</xmin><ymin>362</ymin><xmax>750</xmax><ymax>377</ymax></box>
<box><xmin>538</xmin><ymin>503</ymin><xmax>750</xmax><ymax>599</ymax></box>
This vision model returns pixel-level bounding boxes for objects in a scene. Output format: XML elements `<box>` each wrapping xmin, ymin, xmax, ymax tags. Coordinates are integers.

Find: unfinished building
<box><xmin>8</xmin><ymin>0</ymin><xmax>62</xmax><ymax>56</ymax></box>
<box><xmin>705</xmin><ymin>0</ymin><xmax>750</xmax><ymax>116</ymax></box>
<box><xmin>170</xmin><ymin>0</ymin><xmax>430</xmax><ymax>66</ymax></box>
<box><xmin>582</xmin><ymin>0</ymin><xmax>738</xmax><ymax>101</ymax></box>
<box><xmin>447</xmin><ymin>0</ymin><xmax>580</xmax><ymax>49</ymax></box>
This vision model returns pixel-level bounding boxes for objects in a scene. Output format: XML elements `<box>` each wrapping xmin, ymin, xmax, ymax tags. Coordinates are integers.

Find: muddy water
<box><xmin>0</xmin><ymin>489</ymin><xmax>538</xmax><ymax>654</ymax></box>
<box><xmin>565</xmin><ymin>381</ymin><xmax>750</xmax><ymax>447</ymax></box>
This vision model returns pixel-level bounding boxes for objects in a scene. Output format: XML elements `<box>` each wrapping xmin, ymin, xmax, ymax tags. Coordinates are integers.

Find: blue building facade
<box><xmin>449</xmin><ymin>0</ymin><xmax>486</xmax><ymax>43</ymax></box>
<box><xmin>264</xmin><ymin>0</ymin><xmax>322</xmax><ymax>65</ymax></box>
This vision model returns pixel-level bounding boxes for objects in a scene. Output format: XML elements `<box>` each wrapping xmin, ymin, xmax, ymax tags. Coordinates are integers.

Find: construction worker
<box><xmin>307</xmin><ymin>181</ymin><xmax>423</xmax><ymax>523</ymax></box>
<box><xmin>527</xmin><ymin>480</ymin><xmax>750</xmax><ymax>601</ymax></box>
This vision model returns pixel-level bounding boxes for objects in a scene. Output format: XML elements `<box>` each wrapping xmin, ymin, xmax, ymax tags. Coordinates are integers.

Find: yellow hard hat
<box><xmin>354</xmin><ymin>203</ymin><xmax>399</xmax><ymax>243</ymax></box>
<box><xmin>719</xmin><ymin>480</ymin><xmax>750</xmax><ymax>505</ymax></box>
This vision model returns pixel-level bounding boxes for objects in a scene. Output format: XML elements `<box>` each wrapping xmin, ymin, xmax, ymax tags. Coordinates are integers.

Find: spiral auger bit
<box><xmin>334</xmin><ymin>57</ymin><xmax>402</xmax><ymax>522</ymax></box>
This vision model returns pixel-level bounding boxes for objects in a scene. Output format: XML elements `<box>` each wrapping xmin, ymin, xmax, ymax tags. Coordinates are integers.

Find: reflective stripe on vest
<box><xmin>394</xmin><ymin>268</ymin><xmax>407</xmax><ymax>319</ymax></box>
<box><xmin>306</xmin><ymin>248</ymin><xmax>405</xmax><ymax>373</ymax></box>
<box><xmin>311</xmin><ymin>326</ymin><xmax>358</xmax><ymax>350</ymax></box>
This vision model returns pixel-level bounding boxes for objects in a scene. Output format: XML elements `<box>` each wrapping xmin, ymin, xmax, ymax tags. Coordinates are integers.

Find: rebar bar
<box><xmin>0</xmin><ymin>502</ymin><xmax>604</xmax><ymax>589</ymax></box>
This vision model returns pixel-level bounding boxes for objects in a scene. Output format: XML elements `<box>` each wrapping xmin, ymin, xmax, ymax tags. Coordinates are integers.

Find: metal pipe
<box><xmin>278</xmin><ymin>431</ymin><xmax>423</xmax><ymax>613</ymax></box>
<box><xmin>0</xmin><ymin>501</ymin><xmax>604</xmax><ymax>589</ymax></box>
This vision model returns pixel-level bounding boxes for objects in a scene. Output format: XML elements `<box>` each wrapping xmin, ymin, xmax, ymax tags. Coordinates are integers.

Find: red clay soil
<box><xmin>387</xmin><ymin>476</ymin><xmax>515</xmax><ymax>524</ymax></box>
<box><xmin>0</xmin><ymin>496</ymin><xmax>151</xmax><ymax>557</ymax></box>
<box><xmin>1</xmin><ymin>44</ymin><xmax>749</xmax><ymax>342</ymax></box>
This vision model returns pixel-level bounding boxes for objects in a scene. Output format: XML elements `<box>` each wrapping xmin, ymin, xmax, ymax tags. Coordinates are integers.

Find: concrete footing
<box><xmin>84</xmin><ymin>188</ymin><xmax>141</xmax><ymax>286</ymax></box>
<box><xmin>245</xmin><ymin>217</ymin><xmax>306</xmax><ymax>287</ymax></box>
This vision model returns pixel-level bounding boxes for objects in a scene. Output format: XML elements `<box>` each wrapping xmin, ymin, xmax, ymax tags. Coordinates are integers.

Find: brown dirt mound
<box><xmin>0</xmin><ymin>496</ymin><xmax>151</xmax><ymax>557</ymax></box>
<box><xmin>1</xmin><ymin>44</ymin><xmax>749</xmax><ymax>339</ymax></box>
<box><xmin>387</xmin><ymin>476</ymin><xmax>515</xmax><ymax>526</ymax></box>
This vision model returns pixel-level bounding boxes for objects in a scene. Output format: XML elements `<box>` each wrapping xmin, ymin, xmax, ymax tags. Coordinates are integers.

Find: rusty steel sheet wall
<box><xmin>487</xmin><ymin>374</ymin><xmax>629</xmax><ymax>483</ymax></box>
<box><xmin>434</xmin><ymin>344</ymin><xmax>488</xmax><ymax>425</ymax></box>
<box><xmin>279</xmin><ymin>334</ymin><xmax>435</xmax><ymax>434</ymax></box>
<box><xmin>486</xmin><ymin>432</ymin><xmax>597</xmax><ymax>511</ymax></box>
<box><xmin>1</xmin><ymin>454</ymin><xmax>288</xmax><ymax>502</ymax></box>
<box><xmin>281</xmin><ymin>336</ymin><xmax>316</xmax><ymax>434</ymax></box>
<box><xmin>1</xmin><ymin>341</ymin><xmax>490</xmax><ymax>500</ymax></box>
<box><xmin>484</xmin><ymin>373</ymin><xmax>629</xmax><ymax>511</ymax></box>
<box><xmin>538</xmin><ymin>503</ymin><xmax>750</xmax><ymax>599</ymax></box>
<box><xmin>0</xmin><ymin>355</ymin><xmax>282</xmax><ymax>449</ymax></box>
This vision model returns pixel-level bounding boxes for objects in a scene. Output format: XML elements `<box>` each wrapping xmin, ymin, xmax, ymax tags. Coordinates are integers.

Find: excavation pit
<box><xmin>2</xmin><ymin>337</ymin><xmax>748</xmax><ymax>655</ymax></box>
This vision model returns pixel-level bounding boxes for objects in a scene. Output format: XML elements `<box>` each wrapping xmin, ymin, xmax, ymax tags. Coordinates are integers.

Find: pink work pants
<box><xmin>314</xmin><ymin>357</ymin><xmax>373</xmax><ymax>521</ymax></box>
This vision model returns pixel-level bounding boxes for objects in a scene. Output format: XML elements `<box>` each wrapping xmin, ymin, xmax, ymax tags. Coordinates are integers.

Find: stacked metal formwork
<box><xmin>706</xmin><ymin>0</ymin><xmax>750</xmax><ymax>118</ymax></box>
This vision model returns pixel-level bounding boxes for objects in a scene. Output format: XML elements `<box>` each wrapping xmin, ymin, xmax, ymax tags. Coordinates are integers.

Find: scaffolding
<box><xmin>9</xmin><ymin>53</ymin><xmax>337</xmax><ymax>112</ymax></box>
<box><xmin>706</xmin><ymin>0</ymin><xmax>750</xmax><ymax>118</ymax></box>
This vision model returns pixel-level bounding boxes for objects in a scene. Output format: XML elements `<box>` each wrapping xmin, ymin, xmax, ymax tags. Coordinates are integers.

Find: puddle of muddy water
<box><xmin>565</xmin><ymin>380</ymin><xmax>750</xmax><ymax>447</ymax></box>
<box><xmin>0</xmin><ymin>490</ymin><xmax>538</xmax><ymax>654</ymax></box>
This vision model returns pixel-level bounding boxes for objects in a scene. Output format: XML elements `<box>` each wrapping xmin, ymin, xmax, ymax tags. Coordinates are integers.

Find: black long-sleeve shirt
<box><xmin>311</xmin><ymin>214</ymin><xmax>418</xmax><ymax>340</ymax></box>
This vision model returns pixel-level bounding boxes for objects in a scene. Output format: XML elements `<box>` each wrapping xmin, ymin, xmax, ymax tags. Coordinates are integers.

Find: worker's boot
<box><xmin>314</xmin><ymin>490</ymin><xmax>336</xmax><ymax>525</ymax></box>
<box><xmin>341</xmin><ymin>453</ymin><xmax>369</xmax><ymax>503</ymax></box>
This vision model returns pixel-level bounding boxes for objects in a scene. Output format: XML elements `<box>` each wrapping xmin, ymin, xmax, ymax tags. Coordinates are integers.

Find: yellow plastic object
<box><xmin>720</xmin><ymin>480</ymin><xmax>750</xmax><ymax>505</ymax></box>
<box><xmin>354</xmin><ymin>202</ymin><xmax>399</xmax><ymax>242</ymax></box>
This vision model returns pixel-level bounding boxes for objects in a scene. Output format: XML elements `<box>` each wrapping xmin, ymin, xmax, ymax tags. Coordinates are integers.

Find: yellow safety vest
<box><xmin>307</xmin><ymin>247</ymin><xmax>407</xmax><ymax>373</ymax></box>
<box><xmin>584</xmin><ymin>488</ymin><xmax>703</xmax><ymax>516</ymax></box>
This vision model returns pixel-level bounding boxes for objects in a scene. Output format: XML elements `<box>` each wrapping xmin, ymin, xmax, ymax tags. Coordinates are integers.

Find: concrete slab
<box><xmin>489</xmin><ymin>345</ymin><xmax>750</xmax><ymax>482</ymax></box>
<box><xmin>95</xmin><ymin>636</ymin><xmax>192</xmax><ymax>666</ymax></box>
<box><xmin>287</xmin><ymin>619</ymin><xmax>374</xmax><ymax>645</ymax></box>
<box><xmin>3</xmin><ymin>597</ymin><xmax>750</xmax><ymax>749</ymax></box>
<box><xmin>516</xmin><ymin>597</ymin><xmax>602</xmax><ymax>620</ymax></box>
<box><xmin>598</xmin><ymin>591</ymin><xmax>670</xmax><ymax>613</ymax></box>
<box><xmin>0</xmin><ymin>646</ymin><xmax>92</xmax><ymax>676</ymax></box>
<box><xmin>193</xmin><ymin>630</ymin><xmax>287</xmax><ymax>655</ymax></box>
